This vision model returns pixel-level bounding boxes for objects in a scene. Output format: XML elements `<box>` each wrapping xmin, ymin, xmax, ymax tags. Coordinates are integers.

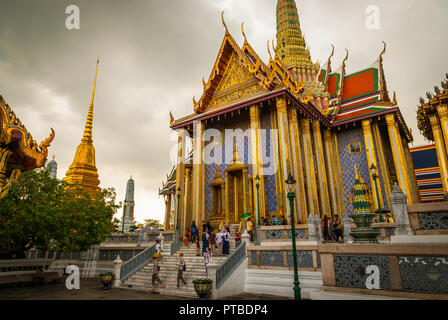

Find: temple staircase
<box><xmin>121</xmin><ymin>241</ymin><xmax>236</xmax><ymax>298</ymax></box>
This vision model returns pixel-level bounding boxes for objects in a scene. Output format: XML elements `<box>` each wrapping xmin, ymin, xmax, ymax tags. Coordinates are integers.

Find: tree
<box><xmin>0</xmin><ymin>168</ymin><xmax>120</xmax><ymax>259</ymax></box>
<box><xmin>144</xmin><ymin>219</ymin><xmax>163</xmax><ymax>229</ymax></box>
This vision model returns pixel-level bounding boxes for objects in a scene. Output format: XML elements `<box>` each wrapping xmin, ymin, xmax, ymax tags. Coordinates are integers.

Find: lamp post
<box><xmin>370</xmin><ymin>164</ymin><xmax>384</xmax><ymax>222</ymax></box>
<box><xmin>176</xmin><ymin>187</ymin><xmax>181</xmax><ymax>242</ymax></box>
<box><xmin>255</xmin><ymin>175</ymin><xmax>261</xmax><ymax>245</ymax></box>
<box><xmin>286</xmin><ymin>174</ymin><xmax>301</xmax><ymax>300</ymax></box>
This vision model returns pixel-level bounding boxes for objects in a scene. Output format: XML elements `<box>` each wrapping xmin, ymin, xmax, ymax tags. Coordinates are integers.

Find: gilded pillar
<box><xmin>249</xmin><ymin>104</ymin><xmax>266</xmax><ymax>220</ymax></box>
<box><xmin>182</xmin><ymin>167</ymin><xmax>191</xmax><ymax>235</ymax></box>
<box><xmin>163</xmin><ymin>194</ymin><xmax>170</xmax><ymax>230</ymax></box>
<box><xmin>332</xmin><ymin>132</ymin><xmax>346</xmax><ymax>215</ymax></box>
<box><xmin>276</xmin><ymin>96</ymin><xmax>293</xmax><ymax>220</ymax></box>
<box><xmin>288</xmin><ymin>107</ymin><xmax>307</xmax><ymax>223</ymax></box>
<box><xmin>402</xmin><ymin>137</ymin><xmax>420</xmax><ymax>203</ymax></box>
<box><xmin>323</xmin><ymin>128</ymin><xmax>341</xmax><ymax>217</ymax></box>
<box><xmin>225</xmin><ymin>171</ymin><xmax>230</xmax><ymax>223</ymax></box>
<box><xmin>312</xmin><ymin>120</ymin><xmax>331</xmax><ymax>217</ymax></box>
<box><xmin>429</xmin><ymin>114</ymin><xmax>448</xmax><ymax>193</ymax></box>
<box><xmin>385</xmin><ymin>113</ymin><xmax>415</xmax><ymax>203</ymax></box>
<box><xmin>362</xmin><ymin>119</ymin><xmax>384</xmax><ymax>211</ymax></box>
<box><xmin>192</xmin><ymin>121</ymin><xmax>205</xmax><ymax>227</ymax></box>
<box><xmin>437</xmin><ymin>104</ymin><xmax>448</xmax><ymax>157</ymax></box>
<box><xmin>372</xmin><ymin>122</ymin><xmax>392</xmax><ymax>209</ymax></box>
<box><xmin>243</xmin><ymin>167</ymin><xmax>249</xmax><ymax>215</ymax></box>
<box><xmin>175</xmin><ymin>130</ymin><xmax>186</xmax><ymax>239</ymax></box>
<box><xmin>301</xmin><ymin>118</ymin><xmax>320</xmax><ymax>217</ymax></box>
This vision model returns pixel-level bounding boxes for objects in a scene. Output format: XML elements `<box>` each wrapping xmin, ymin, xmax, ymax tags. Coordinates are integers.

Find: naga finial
<box><xmin>202</xmin><ymin>77</ymin><xmax>207</xmax><ymax>90</ymax></box>
<box><xmin>169</xmin><ymin>111</ymin><xmax>174</xmax><ymax>124</ymax></box>
<box><xmin>343</xmin><ymin>48</ymin><xmax>349</xmax><ymax>66</ymax></box>
<box><xmin>39</xmin><ymin>128</ymin><xmax>55</xmax><ymax>157</ymax></box>
<box><xmin>267</xmin><ymin>40</ymin><xmax>273</xmax><ymax>62</ymax></box>
<box><xmin>241</xmin><ymin>22</ymin><xmax>247</xmax><ymax>42</ymax></box>
<box><xmin>379</xmin><ymin>41</ymin><xmax>386</xmax><ymax>62</ymax></box>
<box><xmin>221</xmin><ymin>12</ymin><xmax>229</xmax><ymax>34</ymax></box>
<box><xmin>271</xmin><ymin>39</ymin><xmax>276</xmax><ymax>55</ymax></box>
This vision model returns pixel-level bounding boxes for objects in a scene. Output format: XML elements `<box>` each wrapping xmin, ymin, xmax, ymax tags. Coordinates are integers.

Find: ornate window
<box><xmin>348</xmin><ymin>142</ymin><xmax>361</xmax><ymax>155</ymax></box>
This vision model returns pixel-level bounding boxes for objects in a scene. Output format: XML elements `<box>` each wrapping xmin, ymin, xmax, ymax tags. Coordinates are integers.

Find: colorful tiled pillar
<box><xmin>249</xmin><ymin>104</ymin><xmax>266</xmax><ymax>221</ymax></box>
<box><xmin>192</xmin><ymin>121</ymin><xmax>205</xmax><ymax>228</ymax></box>
<box><xmin>276</xmin><ymin>96</ymin><xmax>293</xmax><ymax>221</ymax></box>
<box><xmin>288</xmin><ymin>107</ymin><xmax>307</xmax><ymax>223</ymax></box>
<box><xmin>385</xmin><ymin>113</ymin><xmax>415</xmax><ymax>203</ymax></box>
<box><xmin>312</xmin><ymin>120</ymin><xmax>331</xmax><ymax>217</ymax></box>
<box><xmin>429</xmin><ymin>114</ymin><xmax>448</xmax><ymax>193</ymax></box>
<box><xmin>301</xmin><ymin>118</ymin><xmax>320</xmax><ymax>217</ymax></box>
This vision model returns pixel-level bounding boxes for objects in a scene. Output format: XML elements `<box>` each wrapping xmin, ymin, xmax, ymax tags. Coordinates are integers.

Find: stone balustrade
<box><xmin>407</xmin><ymin>202</ymin><xmax>448</xmax><ymax>235</ymax></box>
<box><xmin>319</xmin><ymin>243</ymin><xmax>448</xmax><ymax>299</ymax></box>
<box><xmin>259</xmin><ymin>225</ymin><xmax>309</xmax><ymax>242</ymax></box>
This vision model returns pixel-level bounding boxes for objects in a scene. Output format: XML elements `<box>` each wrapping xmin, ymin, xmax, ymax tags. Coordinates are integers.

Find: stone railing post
<box><xmin>206</xmin><ymin>262</ymin><xmax>218</xmax><ymax>299</ymax></box>
<box><xmin>113</xmin><ymin>254</ymin><xmax>123</xmax><ymax>288</ymax></box>
<box><xmin>241</xmin><ymin>230</ymin><xmax>250</xmax><ymax>255</ymax></box>
<box><xmin>391</xmin><ymin>183</ymin><xmax>414</xmax><ymax>236</ymax></box>
<box><xmin>307</xmin><ymin>214</ymin><xmax>318</xmax><ymax>242</ymax></box>
<box><xmin>157</xmin><ymin>232</ymin><xmax>165</xmax><ymax>252</ymax></box>
<box><xmin>255</xmin><ymin>225</ymin><xmax>261</xmax><ymax>245</ymax></box>
<box><xmin>342</xmin><ymin>214</ymin><xmax>353</xmax><ymax>243</ymax></box>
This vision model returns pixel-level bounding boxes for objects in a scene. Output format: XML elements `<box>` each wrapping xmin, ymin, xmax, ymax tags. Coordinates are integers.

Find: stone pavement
<box><xmin>0</xmin><ymin>278</ymin><xmax>290</xmax><ymax>300</ymax></box>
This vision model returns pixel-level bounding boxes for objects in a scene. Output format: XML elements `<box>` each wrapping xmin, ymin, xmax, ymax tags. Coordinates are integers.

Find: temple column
<box><xmin>163</xmin><ymin>194</ymin><xmax>171</xmax><ymax>230</ymax></box>
<box><xmin>175</xmin><ymin>130</ymin><xmax>186</xmax><ymax>240</ymax></box>
<box><xmin>402</xmin><ymin>137</ymin><xmax>420</xmax><ymax>203</ymax></box>
<box><xmin>224</xmin><ymin>171</ymin><xmax>230</xmax><ymax>223</ymax></box>
<box><xmin>288</xmin><ymin>107</ymin><xmax>307</xmax><ymax>223</ymax></box>
<box><xmin>385</xmin><ymin>113</ymin><xmax>415</xmax><ymax>203</ymax></box>
<box><xmin>312</xmin><ymin>120</ymin><xmax>331</xmax><ymax>217</ymax></box>
<box><xmin>323</xmin><ymin>128</ymin><xmax>341</xmax><ymax>217</ymax></box>
<box><xmin>182</xmin><ymin>167</ymin><xmax>191</xmax><ymax>236</ymax></box>
<box><xmin>276</xmin><ymin>96</ymin><xmax>293</xmax><ymax>221</ymax></box>
<box><xmin>332</xmin><ymin>132</ymin><xmax>346</xmax><ymax>215</ymax></box>
<box><xmin>429</xmin><ymin>114</ymin><xmax>448</xmax><ymax>193</ymax></box>
<box><xmin>437</xmin><ymin>104</ymin><xmax>448</xmax><ymax>157</ymax></box>
<box><xmin>301</xmin><ymin>119</ymin><xmax>320</xmax><ymax>217</ymax></box>
<box><xmin>249</xmin><ymin>104</ymin><xmax>266</xmax><ymax>221</ymax></box>
<box><xmin>233</xmin><ymin>175</ymin><xmax>238</xmax><ymax>223</ymax></box>
<box><xmin>362</xmin><ymin>119</ymin><xmax>384</xmax><ymax>211</ymax></box>
<box><xmin>372</xmin><ymin>122</ymin><xmax>392</xmax><ymax>209</ymax></box>
<box><xmin>243</xmin><ymin>167</ymin><xmax>249</xmax><ymax>215</ymax></box>
<box><xmin>192</xmin><ymin>121</ymin><xmax>205</xmax><ymax>227</ymax></box>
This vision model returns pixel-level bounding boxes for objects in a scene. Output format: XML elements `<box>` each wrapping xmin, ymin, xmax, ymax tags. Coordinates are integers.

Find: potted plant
<box><xmin>99</xmin><ymin>272</ymin><xmax>113</xmax><ymax>290</ymax></box>
<box><xmin>192</xmin><ymin>278</ymin><xmax>213</xmax><ymax>300</ymax></box>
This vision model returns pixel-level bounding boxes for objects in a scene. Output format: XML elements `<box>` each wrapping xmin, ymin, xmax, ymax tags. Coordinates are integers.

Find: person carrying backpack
<box><xmin>151</xmin><ymin>256</ymin><xmax>165</xmax><ymax>292</ymax></box>
<box><xmin>176</xmin><ymin>252</ymin><xmax>187</xmax><ymax>289</ymax></box>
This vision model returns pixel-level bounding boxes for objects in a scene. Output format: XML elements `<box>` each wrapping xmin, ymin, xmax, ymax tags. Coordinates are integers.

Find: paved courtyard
<box><xmin>0</xmin><ymin>278</ymin><xmax>289</xmax><ymax>300</ymax></box>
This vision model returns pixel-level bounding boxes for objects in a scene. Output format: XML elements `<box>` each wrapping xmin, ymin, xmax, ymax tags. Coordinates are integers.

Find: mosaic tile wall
<box><xmin>204</xmin><ymin>118</ymin><xmax>252</xmax><ymax>218</ymax></box>
<box><xmin>260</xmin><ymin>109</ymin><xmax>277</xmax><ymax>213</ymax></box>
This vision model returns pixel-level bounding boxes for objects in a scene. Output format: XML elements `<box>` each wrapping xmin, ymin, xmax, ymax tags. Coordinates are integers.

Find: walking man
<box><xmin>176</xmin><ymin>253</ymin><xmax>187</xmax><ymax>289</ymax></box>
<box><xmin>151</xmin><ymin>256</ymin><xmax>165</xmax><ymax>292</ymax></box>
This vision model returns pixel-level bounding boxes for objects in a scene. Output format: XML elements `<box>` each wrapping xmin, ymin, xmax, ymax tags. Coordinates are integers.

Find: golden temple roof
<box><xmin>64</xmin><ymin>59</ymin><xmax>101</xmax><ymax>197</ymax></box>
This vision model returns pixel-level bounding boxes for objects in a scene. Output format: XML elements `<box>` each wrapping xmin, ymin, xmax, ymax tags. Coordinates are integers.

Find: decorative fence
<box><xmin>407</xmin><ymin>202</ymin><xmax>448</xmax><ymax>235</ymax></box>
<box><xmin>0</xmin><ymin>259</ymin><xmax>52</xmax><ymax>274</ymax></box>
<box><xmin>260</xmin><ymin>225</ymin><xmax>309</xmax><ymax>242</ymax></box>
<box><xmin>104</xmin><ymin>231</ymin><xmax>175</xmax><ymax>244</ymax></box>
<box><xmin>98</xmin><ymin>247</ymin><xmax>144</xmax><ymax>261</ymax></box>
<box><xmin>319</xmin><ymin>243</ymin><xmax>448</xmax><ymax>299</ymax></box>
<box><xmin>120</xmin><ymin>244</ymin><xmax>156</xmax><ymax>281</ymax></box>
<box><xmin>216</xmin><ymin>241</ymin><xmax>246</xmax><ymax>289</ymax></box>
<box><xmin>247</xmin><ymin>245</ymin><xmax>321</xmax><ymax>271</ymax></box>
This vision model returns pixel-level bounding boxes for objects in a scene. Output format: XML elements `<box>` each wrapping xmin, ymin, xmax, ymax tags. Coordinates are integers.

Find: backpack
<box><xmin>182</xmin><ymin>259</ymin><xmax>186</xmax><ymax>271</ymax></box>
<box><xmin>202</xmin><ymin>233</ymin><xmax>207</xmax><ymax>242</ymax></box>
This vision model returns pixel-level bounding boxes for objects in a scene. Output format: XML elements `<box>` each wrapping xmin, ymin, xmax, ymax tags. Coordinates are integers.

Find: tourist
<box><xmin>204</xmin><ymin>247</ymin><xmax>211</xmax><ymax>277</ymax></box>
<box><xmin>151</xmin><ymin>256</ymin><xmax>165</xmax><ymax>292</ymax></box>
<box><xmin>329</xmin><ymin>217</ymin><xmax>337</xmax><ymax>241</ymax></box>
<box><xmin>202</xmin><ymin>221</ymin><xmax>207</xmax><ymax>233</ymax></box>
<box><xmin>385</xmin><ymin>213</ymin><xmax>395</xmax><ymax>223</ymax></box>
<box><xmin>191</xmin><ymin>221</ymin><xmax>198</xmax><ymax>242</ymax></box>
<box><xmin>271</xmin><ymin>215</ymin><xmax>279</xmax><ymax>226</ymax></box>
<box><xmin>209</xmin><ymin>229</ymin><xmax>216</xmax><ymax>256</ymax></box>
<box><xmin>262</xmin><ymin>218</ymin><xmax>269</xmax><ymax>226</ymax></box>
<box><xmin>281</xmin><ymin>217</ymin><xmax>288</xmax><ymax>225</ymax></box>
<box><xmin>222</xmin><ymin>227</ymin><xmax>230</xmax><ymax>255</ymax></box>
<box><xmin>221</xmin><ymin>222</ymin><xmax>227</xmax><ymax>233</ymax></box>
<box><xmin>176</xmin><ymin>252</ymin><xmax>187</xmax><ymax>289</ymax></box>
<box><xmin>206</xmin><ymin>220</ymin><xmax>212</xmax><ymax>233</ymax></box>
<box><xmin>216</xmin><ymin>230</ymin><xmax>224</xmax><ymax>255</ymax></box>
<box><xmin>195</xmin><ymin>236</ymin><xmax>201</xmax><ymax>256</ymax></box>
<box><xmin>235</xmin><ymin>230</ymin><xmax>241</xmax><ymax>247</ymax></box>
<box><xmin>246</xmin><ymin>217</ymin><xmax>254</xmax><ymax>242</ymax></box>
<box><xmin>202</xmin><ymin>228</ymin><xmax>209</xmax><ymax>255</ymax></box>
<box><xmin>184</xmin><ymin>227</ymin><xmax>191</xmax><ymax>248</ymax></box>
<box><xmin>333</xmin><ymin>215</ymin><xmax>343</xmax><ymax>242</ymax></box>
<box><xmin>321</xmin><ymin>215</ymin><xmax>330</xmax><ymax>241</ymax></box>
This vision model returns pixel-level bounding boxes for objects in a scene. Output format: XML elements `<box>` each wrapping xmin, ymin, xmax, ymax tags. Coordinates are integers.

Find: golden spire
<box><xmin>232</xmin><ymin>139</ymin><xmax>241</xmax><ymax>164</ymax></box>
<box><xmin>64</xmin><ymin>59</ymin><xmax>101</xmax><ymax>198</ymax></box>
<box><xmin>82</xmin><ymin>58</ymin><xmax>99</xmax><ymax>144</ymax></box>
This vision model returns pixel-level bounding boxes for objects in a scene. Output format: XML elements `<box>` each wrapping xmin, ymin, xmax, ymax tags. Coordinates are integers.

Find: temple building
<box><xmin>417</xmin><ymin>74</ymin><xmax>448</xmax><ymax>195</ymax></box>
<box><xmin>0</xmin><ymin>95</ymin><xmax>55</xmax><ymax>199</ymax></box>
<box><xmin>64</xmin><ymin>59</ymin><xmax>101</xmax><ymax>197</ymax></box>
<box><xmin>161</xmin><ymin>0</ymin><xmax>420</xmax><ymax>238</ymax></box>
<box><xmin>120</xmin><ymin>176</ymin><xmax>136</xmax><ymax>233</ymax></box>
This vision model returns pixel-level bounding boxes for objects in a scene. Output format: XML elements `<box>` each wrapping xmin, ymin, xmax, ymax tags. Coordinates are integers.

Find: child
<box><xmin>195</xmin><ymin>236</ymin><xmax>201</xmax><ymax>256</ymax></box>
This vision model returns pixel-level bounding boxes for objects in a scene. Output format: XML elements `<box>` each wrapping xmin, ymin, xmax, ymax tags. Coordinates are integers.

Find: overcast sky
<box><xmin>1</xmin><ymin>0</ymin><xmax>447</xmax><ymax>224</ymax></box>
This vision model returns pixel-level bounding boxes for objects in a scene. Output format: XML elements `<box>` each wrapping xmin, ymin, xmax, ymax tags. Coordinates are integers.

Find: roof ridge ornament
<box><xmin>267</xmin><ymin>40</ymin><xmax>273</xmax><ymax>64</ymax></box>
<box><xmin>241</xmin><ymin>22</ymin><xmax>247</xmax><ymax>43</ymax></box>
<box><xmin>221</xmin><ymin>12</ymin><xmax>229</xmax><ymax>35</ymax></box>
<box><xmin>379</xmin><ymin>41</ymin><xmax>386</xmax><ymax>62</ymax></box>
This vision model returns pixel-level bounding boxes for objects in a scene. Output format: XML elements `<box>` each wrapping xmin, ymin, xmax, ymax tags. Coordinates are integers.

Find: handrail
<box><xmin>120</xmin><ymin>244</ymin><xmax>156</xmax><ymax>281</ymax></box>
<box><xmin>216</xmin><ymin>241</ymin><xmax>246</xmax><ymax>289</ymax></box>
